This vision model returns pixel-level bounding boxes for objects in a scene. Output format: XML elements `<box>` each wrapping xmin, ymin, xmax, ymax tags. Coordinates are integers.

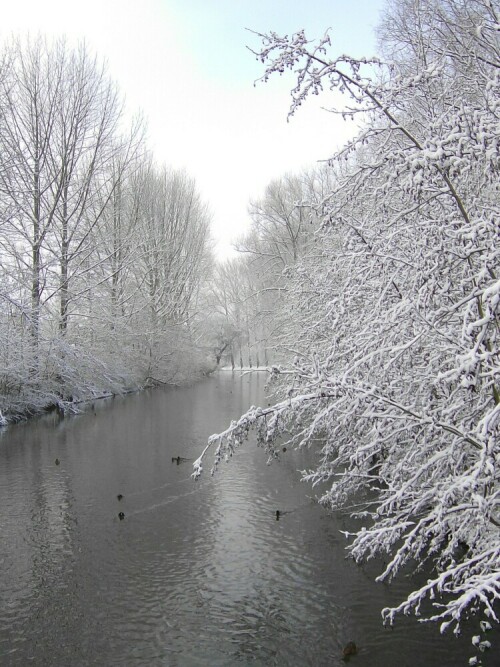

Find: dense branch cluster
<box><xmin>0</xmin><ymin>37</ymin><xmax>213</xmax><ymax>420</ymax></box>
<box><xmin>195</xmin><ymin>0</ymin><xmax>499</xmax><ymax>648</ymax></box>
<box><xmin>208</xmin><ymin>169</ymin><xmax>329</xmax><ymax>370</ymax></box>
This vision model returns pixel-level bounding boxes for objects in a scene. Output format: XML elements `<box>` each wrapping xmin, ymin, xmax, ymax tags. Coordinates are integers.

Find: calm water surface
<box><xmin>0</xmin><ymin>373</ymin><xmax>493</xmax><ymax>666</ymax></box>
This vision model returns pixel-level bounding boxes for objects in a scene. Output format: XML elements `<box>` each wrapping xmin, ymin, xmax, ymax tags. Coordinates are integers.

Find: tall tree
<box><xmin>0</xmin><ymin>36</ymin><xmax>211</xmax><ymax>415</ymax></box>
<box><xmin>0</xmin><ymin>37</ymin><xmax>66</xmax><ymax>351</ymax></box>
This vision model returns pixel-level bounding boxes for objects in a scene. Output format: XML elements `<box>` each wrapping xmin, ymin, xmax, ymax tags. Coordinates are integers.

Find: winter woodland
<box><xmin>0</xmin><ymin>0</ymin><xmax>498</xmax><ymax>658</ymax></box>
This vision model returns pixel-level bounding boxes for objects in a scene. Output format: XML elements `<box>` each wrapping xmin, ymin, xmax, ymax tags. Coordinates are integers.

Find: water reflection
<box><xmin>0</xmin><ymin>373</ymin><xmax>495</xmax><ymax>666</ymax></box>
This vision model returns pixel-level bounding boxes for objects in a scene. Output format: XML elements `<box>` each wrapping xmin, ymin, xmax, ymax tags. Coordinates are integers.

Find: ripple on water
<box><xmin>0</xmin><ymin>375</ymin><xmax>496</xmax><ymax>667</ymax></box>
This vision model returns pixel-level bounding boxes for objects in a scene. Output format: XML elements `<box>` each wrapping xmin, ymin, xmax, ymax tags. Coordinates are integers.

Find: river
<box><xmin>0</xmin><ymin>373</ymin><xmax>493</xmax><ymax>666</ymax></box>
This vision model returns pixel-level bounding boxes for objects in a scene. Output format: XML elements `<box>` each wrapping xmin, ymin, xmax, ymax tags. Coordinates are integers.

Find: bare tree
<box><xmin>0</xmin><ymin>37</ymin><xmax>67</xmax><ymax>351</ymax></box>
<box><xmin>0</xmin><ymin>35</ymin><xmax>210</xmax><ymax>414</ymax></box>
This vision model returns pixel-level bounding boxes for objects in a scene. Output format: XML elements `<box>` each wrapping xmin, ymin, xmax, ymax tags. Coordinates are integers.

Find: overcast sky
<box><xmin>0</xmin><ymin>0</ymin><xmax>385</xmax><ymax>257</ymax></box>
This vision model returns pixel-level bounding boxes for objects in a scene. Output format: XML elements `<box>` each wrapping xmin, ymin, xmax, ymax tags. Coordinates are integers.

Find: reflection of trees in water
<box><xmin>30</xmin><ymin>443</ymin><xmax>75</xmax><ymax>574</ymax></box>
<box><xmin>22</xmin><ymin>444</ymin><xmax>85</xmax><ymax>657</ymax></box>
<box><xmin>0</xmin><ymin>421</ymin><xmax>89</xmax><ymax>662</ymax></box>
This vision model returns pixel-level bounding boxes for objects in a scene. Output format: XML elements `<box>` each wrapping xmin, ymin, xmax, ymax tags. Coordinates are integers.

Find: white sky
<box><xmin>0</xmin><ymin>0</ymin><xmax>385</xmax><ymax>257</ymax></box>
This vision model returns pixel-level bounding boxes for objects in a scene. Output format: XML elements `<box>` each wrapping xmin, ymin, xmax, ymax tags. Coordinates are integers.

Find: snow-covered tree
<box><xmin>229</xmin><ymin>169</ymin><xmax>326</xmax><ymax>368</ymax></box>
<box><xmin>238</xmin><ymin>172</ymin><xmax>315</xmax><ymax>268</ymax></box>
<box><xmin>0</xmin><ymin>37</ymin><xmax>214</xmax><ymax>417</ymax></box>
<box><xmin>194</xmin><ymin>0</ymin><xmax>499</xmax><ymax>648</ymax></box>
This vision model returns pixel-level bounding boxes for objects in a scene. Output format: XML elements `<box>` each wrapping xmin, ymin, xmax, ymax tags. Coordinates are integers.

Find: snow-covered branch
<box><xmin>196</xmin><ymin>0</ymin><xmax>500</xmax><ymax>646</ymax></box>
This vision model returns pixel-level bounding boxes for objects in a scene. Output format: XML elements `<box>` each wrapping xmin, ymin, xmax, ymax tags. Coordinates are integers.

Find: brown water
<box><xmin>0</xmin><ymin>373</ymin><xmax>493</xmax><ymax>666</ymax></box>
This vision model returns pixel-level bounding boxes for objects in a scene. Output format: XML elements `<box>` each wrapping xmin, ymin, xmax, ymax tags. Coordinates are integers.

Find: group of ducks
<box><xmin>56</xmin><ymin>456</ymin><xmax>358</xmax><ymax>661</ymax></box>
<box><xmin>117</xmin><ymin>494</ymin><xmax>125</xmax><ymax>520</ymax></box>
<box><xmin>55</xmin><ymin>458</ymin><xmax>128</xmax><ymax>519</ymax></box>
<box><xmin>115</xmin><ymin>455</ymin><xmax>191</xmax><ymax>520</ymax></box>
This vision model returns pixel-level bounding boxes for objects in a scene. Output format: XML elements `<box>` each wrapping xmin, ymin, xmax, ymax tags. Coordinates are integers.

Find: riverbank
<box><xmin>0</xmin><ymin>355</ymin><xmax>214</xmax><ymax>426</ymax></box>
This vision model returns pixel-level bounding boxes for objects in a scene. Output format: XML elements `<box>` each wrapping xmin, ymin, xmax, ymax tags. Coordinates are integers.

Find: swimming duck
<box><xmin>172</xmin><ymin>456</ymin><xmax>192</xmax><ymax>464</ymax></box>
<box><xmin>117</xmin><ymin>494</ymin><xmax>123</xmax><ymax>501</ymax></box>
<box><xmin>118</xmin><ymin>512</ymin><xmax>125</xmax><ymax>520</ymax></box>
<box><xmin>343</xmin><ymin>641</ymin><xmax>357</xmax><ymax>659</ymax></box>
<box><xmin>276</xmin><ymin>510</ymin><xmax>281</xmax><ymax>520</ymax></box>
<box><xmin>55</xmin><ymin>458</ymin><xmax>60</xmax><ymax>465</ymax></box>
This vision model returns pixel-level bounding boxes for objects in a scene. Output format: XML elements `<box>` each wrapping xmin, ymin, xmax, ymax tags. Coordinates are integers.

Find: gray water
<box><xmin>0</xmin><ymin>373</ymin><xmax>492</xmax><ymax>666</ymax></box>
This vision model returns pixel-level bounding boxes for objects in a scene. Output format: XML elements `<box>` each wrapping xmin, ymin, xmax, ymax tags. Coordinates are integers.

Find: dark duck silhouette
<box><xmin>117</xmin><ymin>494</ymin><xmax>123</xmax><ymax>501</ymax></box>
<box><xmin>172</xmin><ymin>456</ymin><xmax>191</xmax><ymax>465</ymax></box>
<box><xmin>342</xmin><ymin>641</ymin><xmax>357</xmax><ymax>660</ymax></box>
<box><xmin>118</xmin><ymin>512</ymin><xmax>125</xmax><ymax>520</ymax></box>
